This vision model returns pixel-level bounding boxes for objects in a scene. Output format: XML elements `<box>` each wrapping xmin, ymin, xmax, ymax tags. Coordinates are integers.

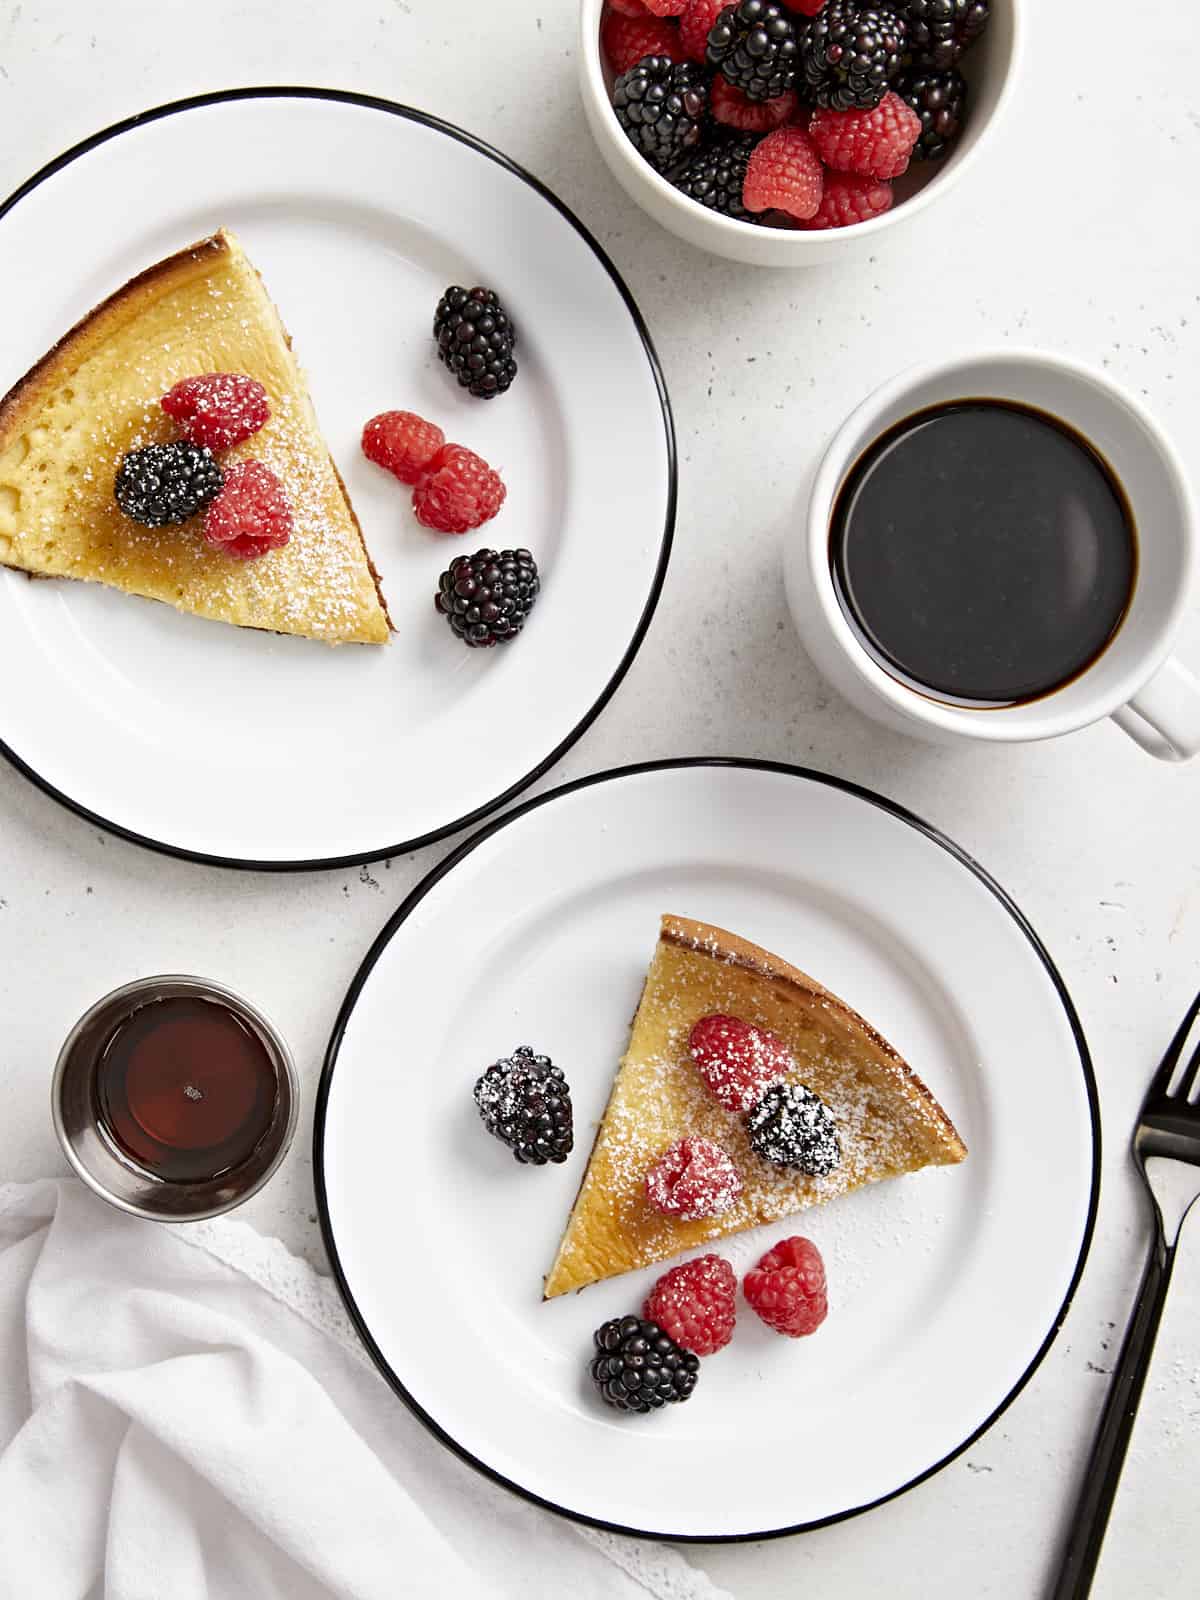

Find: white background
<box><xmin>1</xmin><ymin>0</ymin><xmax>1197</xmax><ymax>1594</ymax></box>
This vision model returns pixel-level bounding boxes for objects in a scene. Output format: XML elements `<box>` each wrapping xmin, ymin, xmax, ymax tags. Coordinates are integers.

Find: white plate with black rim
<box><xmin>315</xmin><ymin>759</ymin><xmax>1099</xmax><ymax>1541</ymax></box>
<box><xmin>0</xmin><ymin>88</ymin><xmax>673</xmax><ymax>868</ymax></box>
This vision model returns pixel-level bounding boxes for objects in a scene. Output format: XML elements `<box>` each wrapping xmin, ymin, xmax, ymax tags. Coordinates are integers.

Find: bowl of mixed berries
<box><xmin>579</xmin><ymin>0</ymin><xmax>1018</xmax><ymax>264</ymax></box>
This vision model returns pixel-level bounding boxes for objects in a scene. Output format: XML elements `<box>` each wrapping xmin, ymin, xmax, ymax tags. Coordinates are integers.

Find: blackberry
<box><xmin>473</xmin><ymin>1045</ymin><xmax>573</xmax><ymax>1164</ymax></box>
<box><xmin>745</xmin><ymin>1083</ymin><xmax>841</xmax><ymax>1176</ymax></box>
<box><xmin>904</xmin><ymin>0</ymin><xmax>989</xmax><ymax>70</ymax></box>
<box><xmin>612</xmin><ymin>55</ymin><xmax>710</xmax><ymax>173</ymax></box>
<box><xmin>433</xmin><ymin>286</ymin><xmax>517</xmax><ymax>399</ymax></box>
<box><xmin>800</xmin><ymin>2</ymin><xmax>908</xmax><ymax>111</ymax></box>
<box><xmin>673</xmin><ymin>133</ymin><xmax>760</xmax><ymax>222</ymax></box>
<box><xmin>435</xmin><ymin>547</ymin><xmax>539</xmax><ymax>648</ymax></box>
<box><xmin>590</xmin><ymin>1316</ymin><xmax>700</xmax><ymax>1414</ymax></box>
<box><xmin>114</xmin><ymin>441</ymin><xmax>223</xmax><ymax>528</ymax></box>
<box><xmin>897</xmin><ymin>67</ymin><xmax>966</xmax><ymax>159</ymax></box>
<box><xmin>705</xmin><ymin>1</ymin><xmax>798</xmax><ymax>103</ymax></box>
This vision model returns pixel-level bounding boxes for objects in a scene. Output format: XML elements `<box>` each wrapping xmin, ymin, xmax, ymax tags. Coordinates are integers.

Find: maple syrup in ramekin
<box><xmin>93</xmin><ymin>996</ymin><xmax>279</xmax><ymax>1183</ymax></box>
<box><xmin>54</xmin><ymin>976</ymin><xmax>297</xmax><ymax>1221</ymax></box>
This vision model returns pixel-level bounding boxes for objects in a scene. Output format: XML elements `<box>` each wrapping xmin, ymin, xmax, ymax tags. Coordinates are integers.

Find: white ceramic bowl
<box><xmin>578</xmin><ymin>0</ymin><xmax>1022</xmax><ymax>266</ymax></box>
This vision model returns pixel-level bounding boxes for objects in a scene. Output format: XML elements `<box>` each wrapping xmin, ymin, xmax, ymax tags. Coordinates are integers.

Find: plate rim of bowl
<box><xmin>0</xmin><ymin>84</ymin><xmax>676</xmax><ymax>873</ymax></box>
<box><xmin>312</xmin><ymin>753</ymin><xmax>1101</xmax><ymax>1544</ymax></box>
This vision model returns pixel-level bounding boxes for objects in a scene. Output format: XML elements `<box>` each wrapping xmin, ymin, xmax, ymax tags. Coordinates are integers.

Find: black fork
<box><xmin>1051</xmin><ymin>986</ymin><xmax>1200</xmax><ymax>1599</ymax></box>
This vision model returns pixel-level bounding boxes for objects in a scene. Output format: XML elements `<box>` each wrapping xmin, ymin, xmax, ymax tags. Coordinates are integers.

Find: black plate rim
<box><xmin>0</xmin><ymin>85</ymin><xmax>676</xmax><ymax>872</ymax></box>
<box><xmin>313</xmin><ymin>755</ymin><xmax>1102</xmax><ymax>1544</ymax></box>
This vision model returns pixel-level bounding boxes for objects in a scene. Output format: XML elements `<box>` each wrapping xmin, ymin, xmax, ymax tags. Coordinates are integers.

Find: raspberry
<box><xmin>202</xmin><ymin>460</ymin><xmax>293</xmax><ymax>560</ymax></box>
<box><xmin>809</xmin><ymin>92</ymin><xmax>922</xmax><ymax>180</ymax></box>
<box><xmin>644</xmin><ymin>1255</ymin><xmax>737</xmax><ymax>1356</ymax></box>
<box><xmin>689</xmin><ymin>1014</ymin><xmax>793</xmax><ymax>1111</ymax></box>
<box><xmin>361</xmin><ymin>410</ymin><xmax>446</xmax><ymax>485</ymax></box>
<box><xmin>710</xmin><ymin>77</ymin><xmax>797</xmax><ymax>132</ymax></box>
<box><xmin>790</xmin><ymin>0</ymin><xmax>827</xmax><ymax>12</ymax></box>
<box><xmin>641</xmin><ymin>0</ymin><xmax>688</xmax><ymax>13</ymax></box>
<box><xmin>607</xmin><ymin>0</ymin><xmax>651</xmax><ymax>15</ymax></box>
<box><xmin>602</xmin><ymin>8</ymin><xmax>683</xmax><ymax>72</ymax></box>
<box><xmin>741</xmin><ymin>125</ymin><xmax>823</xmax><ymax>219</ymax></box>
<box><xmin>743</xmin><ymin>1236</ymin><xmax>829</xmax><ymax>1337</ymax></box>
<box><xmin>800</xmin><ymin>169</ymin><xmax>893</xmax><ymax>228</ymax></box>
<box><xmin>161</xmin><ymin>373</ymin><xmax>269</xmax><ymax>453</ymax></box>
<box><xmin>646</xmin><ymin>1136</ymin><xmax>743</xmax><ymax>1219</ymax></box>
<box><xmin>677</xmin><ymin>0</ymin><xmax>725</xmax><ymax>60</ymax></box>
<box><xmin>412</xmin><ymin>444</ymin><xmax>506</xmax><ymax>535</ymax></box>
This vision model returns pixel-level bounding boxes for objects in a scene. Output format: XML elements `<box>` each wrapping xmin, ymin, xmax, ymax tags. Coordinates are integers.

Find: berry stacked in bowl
<box><xmin>600</xmin><ymin>0</ymin><xmax>991</xmax><ymax>232</ymax></box>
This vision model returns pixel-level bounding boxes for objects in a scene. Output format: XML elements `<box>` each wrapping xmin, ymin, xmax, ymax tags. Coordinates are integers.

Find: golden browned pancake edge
<box><xmin>0</xmin><ymin>229</ymin><xmax>391</xmax><ymax>644</ymax></box>
<box><xmin>544</xmin><ymin>914</ymin><xmax>966</xmax><ymax>1298</ymax></box>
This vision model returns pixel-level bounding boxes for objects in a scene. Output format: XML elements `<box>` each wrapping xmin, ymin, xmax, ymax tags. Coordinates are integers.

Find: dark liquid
<box><xmin>94</xmin><ymin>997</ymin><xmax>279</xmax><ymax>1183</ymax></box>
<box><xmin>830</xmin><ymin>400</ymin><xmax>1137</xmax><ymax>706</ymax></box>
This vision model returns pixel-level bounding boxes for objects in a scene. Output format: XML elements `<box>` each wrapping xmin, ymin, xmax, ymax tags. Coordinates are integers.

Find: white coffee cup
<box><xmin>785</xmin><ymin>350</ymin><xmax>1200</xmax><ymax>761</ymax></box>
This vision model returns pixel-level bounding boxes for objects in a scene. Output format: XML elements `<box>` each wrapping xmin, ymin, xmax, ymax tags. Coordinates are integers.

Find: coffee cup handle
<box><xmin>1111</xmin><ymin>657</ymin><xmax>1200</xmax><ymax>761</ymax></box>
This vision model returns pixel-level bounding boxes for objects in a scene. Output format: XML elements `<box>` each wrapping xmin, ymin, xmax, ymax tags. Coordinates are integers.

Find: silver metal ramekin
<box><xmin>52</xmin><ymin>974</ymin><xmax>298</xmax><ymax>1222</ymax></box>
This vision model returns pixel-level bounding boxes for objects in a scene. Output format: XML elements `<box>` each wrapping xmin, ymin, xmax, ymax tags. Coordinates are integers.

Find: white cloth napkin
<box><xmin>0</xmin><ymin>1180</ymin><xmax>728</xmax><ymax>1600</ymax></box>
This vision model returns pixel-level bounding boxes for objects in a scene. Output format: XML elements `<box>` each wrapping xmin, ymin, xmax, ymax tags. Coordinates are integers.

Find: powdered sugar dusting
<box><xmin>645</xmin><ymin>1136</ymin><xmax>743</xmax><ymax>1221</ymax></box>
<box><xmin>746</xmin><ymin>1081</ymin><xmax>841</xmax><ymax>1174</ymax></box>
<box><xmin>0</xmin><ymin>234</ymin><xmax>388</xmax><ymax>643</ymax></box>
<box><xmin>546</xmin><ymin>923</ymin><xmax>964</xmax><ymax>1296</ymax></box>
<box><xmin>689</xmin><ymin>1013</ymin><xmax>793</xmax><ymax>1111</ymax></box>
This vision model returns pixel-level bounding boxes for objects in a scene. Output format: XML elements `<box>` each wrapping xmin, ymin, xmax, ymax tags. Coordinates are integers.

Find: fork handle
<box><xmin>1049</xmin><ymin>1236</ymin><xmax>1176</xmax><ymax>1600</ymax></box>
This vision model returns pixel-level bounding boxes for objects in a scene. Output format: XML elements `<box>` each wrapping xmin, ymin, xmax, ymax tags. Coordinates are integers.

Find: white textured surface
<box><xmin>0</xmin><ymin>0</ymin><xmax>1197</xmax><ymax>1594</ymax></box>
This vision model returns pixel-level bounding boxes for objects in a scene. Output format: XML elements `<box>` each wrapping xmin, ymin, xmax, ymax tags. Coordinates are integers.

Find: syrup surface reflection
<box><xmin>94</xmin><ymin>996</ymin><xmax>279</xmax><ymax>1183</ymax></box>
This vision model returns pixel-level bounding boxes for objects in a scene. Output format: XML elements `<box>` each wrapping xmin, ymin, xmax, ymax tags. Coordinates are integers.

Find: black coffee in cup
<box><xmin>829</xmin><ymin>400</ymin><xmax>1137</xmax><ymax>707</ymax></box>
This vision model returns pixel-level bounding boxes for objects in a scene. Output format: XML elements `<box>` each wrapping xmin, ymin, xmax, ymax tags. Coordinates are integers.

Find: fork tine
<box><xmin>1145</xmin><ymin>984</ymin><xmax>1200</xmax><ymax>1105</ymax></box>
<box><xmin>1177</xmin><ymin>1037</ymin><xmax>1200</xmax><ymax>1105</ymax></box>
